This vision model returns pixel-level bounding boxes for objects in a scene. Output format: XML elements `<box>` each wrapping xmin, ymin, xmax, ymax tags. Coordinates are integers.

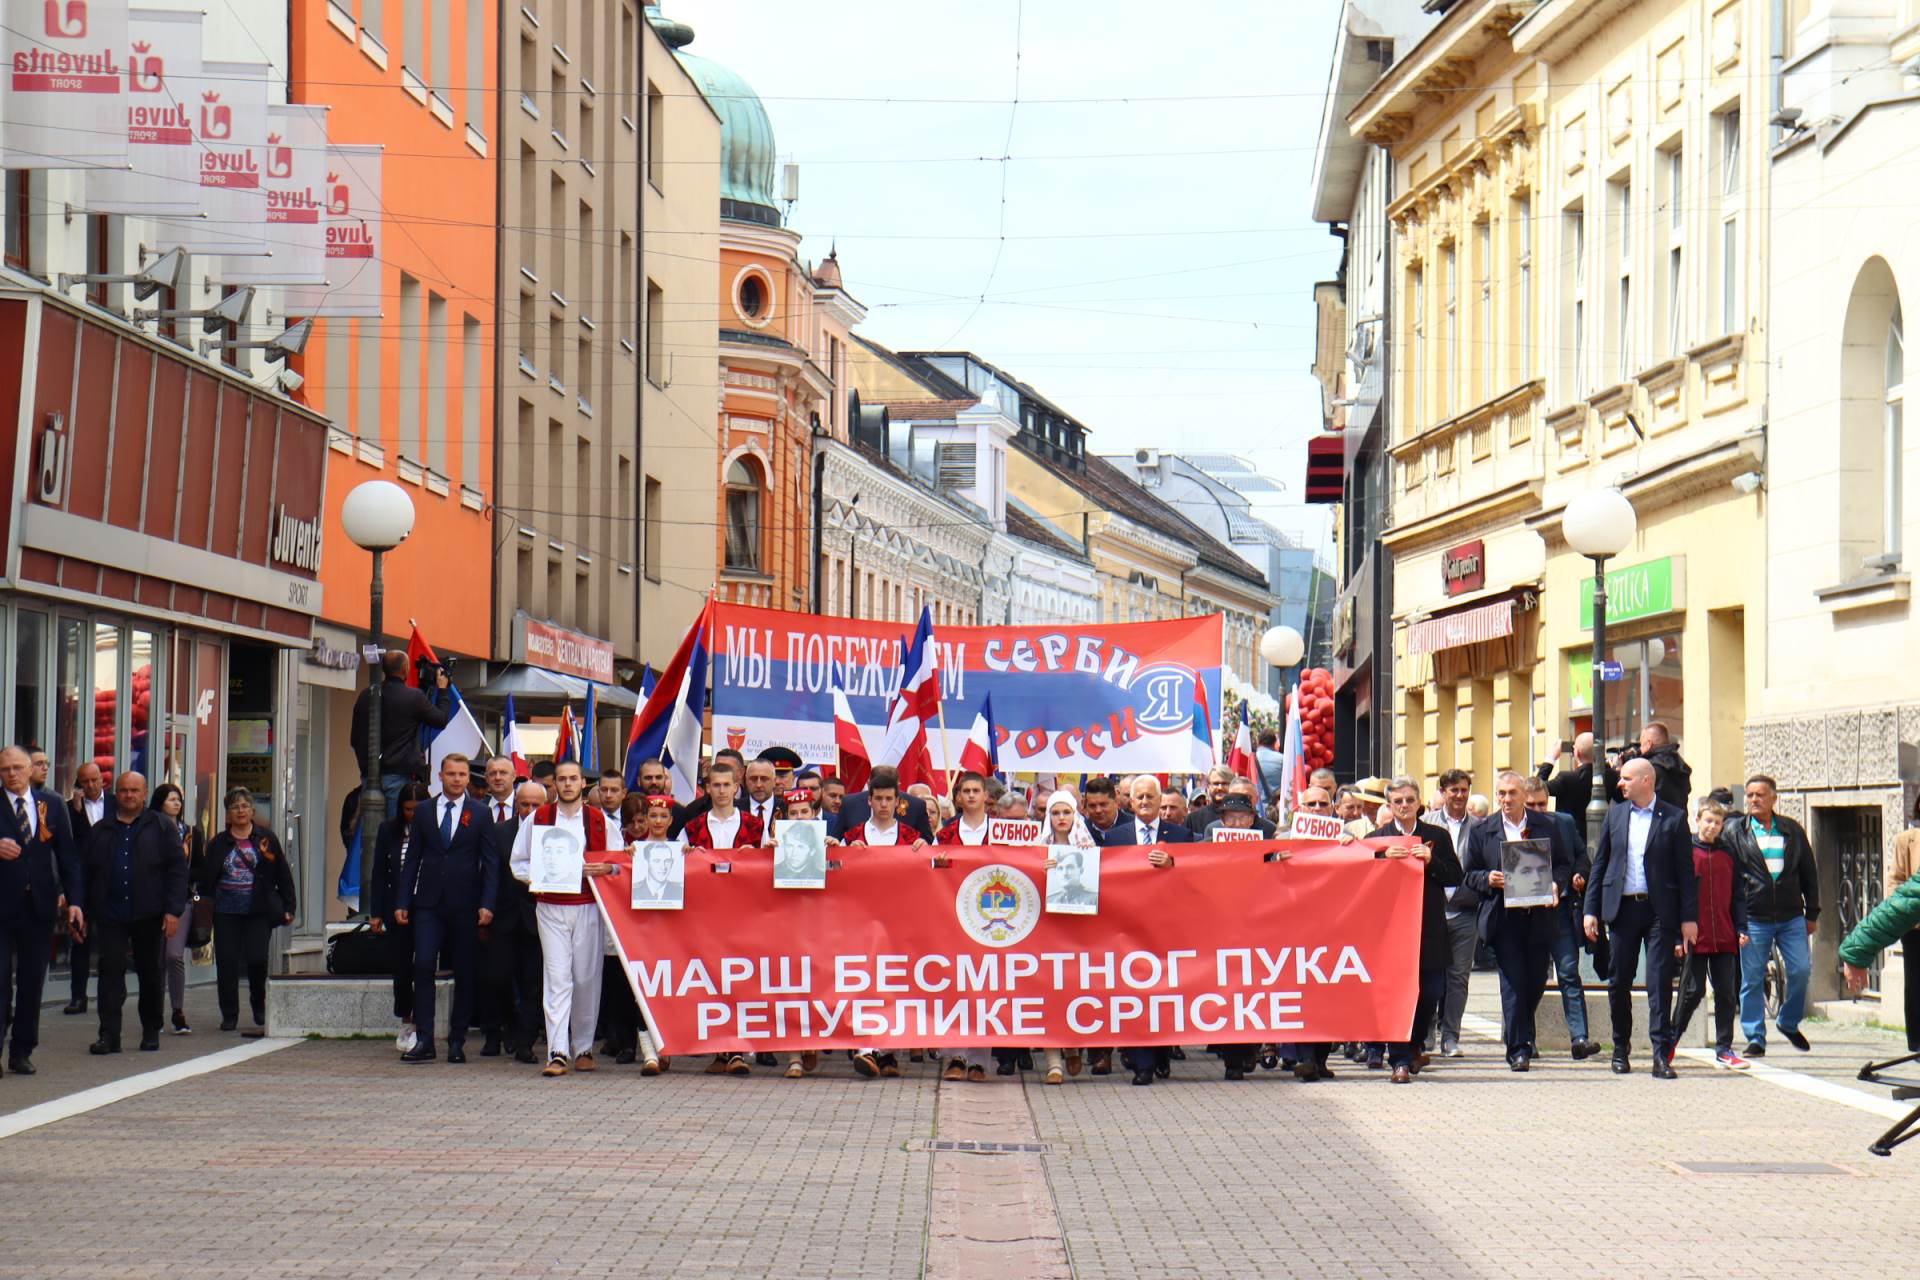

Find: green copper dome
<box><xmin>647</xmin><ymin>7</ymin><xmax>779</xmax><ymax>226</ymax></box>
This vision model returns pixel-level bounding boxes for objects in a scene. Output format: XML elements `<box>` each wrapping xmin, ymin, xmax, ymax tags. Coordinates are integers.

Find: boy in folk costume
<box><xmin>934</xmin><ymin>771</ymin><xmax>995</xmax><ymax>1082</ymax></box>
<box><xmin>679</xmin><ymin>761</ymin><xmax>764</xmax><ymax>1076</ymax></box>
<box><xmin>509</xmin><ymin>760</ymin><xmax>624</xmax><ymax>1078</ymax></box>
<box><xmin>841</xmin><ymin>766</ymin><xmax>926</xmax><ymax>1078</ymax></box>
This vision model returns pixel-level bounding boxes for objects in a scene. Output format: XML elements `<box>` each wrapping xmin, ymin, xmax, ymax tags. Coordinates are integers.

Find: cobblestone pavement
<box><xmin>3</xmin><ymin>978</ymin><xmax>1919</xmax><ymax>1279</ymax></box>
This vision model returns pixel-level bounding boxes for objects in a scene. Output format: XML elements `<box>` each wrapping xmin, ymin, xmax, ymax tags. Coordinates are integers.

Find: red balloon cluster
<box><xmin>1294</xmin><ymin>668</ymin><xmax>1336</xmax><ymax>771</ymax></box>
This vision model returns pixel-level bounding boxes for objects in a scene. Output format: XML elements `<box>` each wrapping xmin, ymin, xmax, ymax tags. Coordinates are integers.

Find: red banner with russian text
<box><xmin>593</xmin><ymin>840</ymin><xmax>1424</xmax><ymax>1054</ymax></box>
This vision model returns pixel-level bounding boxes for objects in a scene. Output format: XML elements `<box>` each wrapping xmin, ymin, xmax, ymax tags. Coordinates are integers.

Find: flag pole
<box><xmin>936</xmin><ymin>694</ymin><xmax>955</xmax><ymax>793</ymax></box>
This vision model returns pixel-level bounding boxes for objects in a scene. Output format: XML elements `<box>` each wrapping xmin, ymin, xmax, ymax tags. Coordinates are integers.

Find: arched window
<box><xmin>1887</xmin><ymin>299</ymin><xmax>1905</xmax><ymax>559</ymax></box>
<box><xmin>1841</xmin><ymin>259</ymin><xmax>1905</xmax><ymax>573</ymax></box>
<box><xmin>724</xmin><ymin>456</ymin><xmax>762</xmax><ymax>570</ymax></box>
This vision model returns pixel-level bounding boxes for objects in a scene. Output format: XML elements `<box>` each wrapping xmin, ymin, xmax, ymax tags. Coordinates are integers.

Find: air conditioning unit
<box><xmin>1134</xmin><ymin>448</ymin><xmax>1160</xmax><ymax>469</ymax></box>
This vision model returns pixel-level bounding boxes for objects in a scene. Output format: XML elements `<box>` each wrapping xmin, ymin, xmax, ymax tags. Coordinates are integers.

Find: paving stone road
<box><xmin>3</xmin><ymin>978</ymin><xmax>1919</xmax><ymax>1279</ymax></box>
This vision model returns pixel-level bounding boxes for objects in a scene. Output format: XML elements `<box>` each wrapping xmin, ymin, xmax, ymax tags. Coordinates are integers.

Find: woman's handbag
<box><xmin>186</xmin><ymin>892</ymin><xmax>214</xmax><ymax>949</ymax></box>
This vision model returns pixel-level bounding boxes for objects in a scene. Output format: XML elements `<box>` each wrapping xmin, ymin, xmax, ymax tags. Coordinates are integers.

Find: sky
<box><xmin>682</xmin><ymin>0</ymin><xmax>1343</xmax><ymax>559</ymax></box>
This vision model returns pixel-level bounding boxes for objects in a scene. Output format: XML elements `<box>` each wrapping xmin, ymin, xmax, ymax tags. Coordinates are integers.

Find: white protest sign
<box><xmin>1289</xmin><ymin>812</ymin><xmax>1346</xmax><ymax>842</ymax></box>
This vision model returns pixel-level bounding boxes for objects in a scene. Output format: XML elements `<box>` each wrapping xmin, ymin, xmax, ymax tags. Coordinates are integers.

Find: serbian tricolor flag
<box><xmin>831</xmin><ymin>682</ymin><xmax>871</xmax><ymax>794</ymax></box>
<box><xmin>957</xmin><ymin>693</ymin><xmax>999</xmax><ymax>777</ymax></box>
<box><xmin>554</xmin><ymin>705</ymin><xmax>579</xmax><ymax>766</ymax></box>
<box><xmin>1191</xmin><ymin>676</ymin><xmax>1215</xmax><ymax>772</ymax></box>
<box><xmin>502</xmin><ymin>694</ymin><xmax>529</xmax><ymax>779</ymax></box>
<box><xmin>624</xmin><ymin>599</ymin><xmax>711</xmax><ymax>803</ymax></box>
<box><xmin>403</xmin><ymin>621</ymin><xmax>438</xmax><ymax>688</ymax></box>
<box><xmin>1277</xmin><ymin>688</ymin><xmax>1309</xmax><ymax>816</ymax></box>
<box><xmin>1227</xmin><ymin>699</ymin><xmax>1256</xmax><ymax>781</ymax></box>
<box><xmin>877</xmin><ymin>607</ymin><xmax>943</xmax><ymax>794</ymax></box>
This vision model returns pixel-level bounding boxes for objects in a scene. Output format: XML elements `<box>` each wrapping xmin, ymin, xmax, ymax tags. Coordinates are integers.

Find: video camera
<box><xmin>414</xmin><ymin>653</ymin><xmax>455</xmax><ymax>687</ymax></box>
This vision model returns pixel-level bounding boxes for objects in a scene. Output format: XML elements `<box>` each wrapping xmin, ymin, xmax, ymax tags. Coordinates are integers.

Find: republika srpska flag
<box><xmin>1227</xmin><ymin>699</ymin><xmax>1256</xmax><ymax>781</ymax></box>
<box><xmin>830</xmin><ymin>681</ymin><xmax>871</xmax><ymax>794</ymax></box>
<box><xmin>501</xmin><ymin>694</ymin><xmax>529</xmax><ymax>779</ymax></box>
<box><xmin>957</xmin><ymin>693</ymin><xmax>999</xmax><ymax>777</ymax></box>
<box><xmin>624</xmin><ymin>599</ymin><xmax>711</xmax><ymax>803</ymax></box>
<box><xmin>1191</xmin><ymin>676</ymin><xmax>1216</xmax><ymax>772</ymax></box>
<box><xmin>553</xmin><ymin>706</ymin><xmax>579</xmax><ymax>766</ymax></box>
<box><xmin>876</xmin><ymin>606</ymin><xmax>942</xmax><ymax>793</ymax></box>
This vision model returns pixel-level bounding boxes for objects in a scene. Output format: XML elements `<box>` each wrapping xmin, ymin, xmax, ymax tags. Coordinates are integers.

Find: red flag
<box><xmin>403</xmin><ymin>623</ymin><xmax>438</xmax><ymax>689</ymax></box>
<box><xmin>1227</xmin><ymin>700</ymin><xmax>1256</xmax><ymax>781</ymax></box>
<box><xmin>832</xmin><ymin>685</ymin><xmax>871</xmax><ymax>794</ymax></box>
<box><xmin>957</xmin><ymin>694</ymin><xmax>999</xmax><ymax>776</ymax></box>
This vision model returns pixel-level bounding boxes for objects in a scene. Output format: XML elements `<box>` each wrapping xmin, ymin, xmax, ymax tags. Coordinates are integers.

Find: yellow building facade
<box><xmin>1349</xmin><ymin>0</ymin><xmax>1768</xmax><ymax>794</ymax></box>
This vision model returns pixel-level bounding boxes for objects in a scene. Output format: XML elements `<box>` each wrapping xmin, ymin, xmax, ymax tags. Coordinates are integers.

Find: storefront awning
<box><xmin>1406</xmin><ymin>598</ymin><xmax>1515</xmax><ymax>656</ymax></box>
<box><xmin>458</xmin><ymin>664</ymin><xmax>639</xmax><ymax>711</ymax></box>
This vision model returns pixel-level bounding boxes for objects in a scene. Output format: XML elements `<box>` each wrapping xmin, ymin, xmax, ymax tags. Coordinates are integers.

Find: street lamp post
<box><xmin>341</xmin><ymin>480</ymin><xmax>417</xmax><ymax>915</ymax></box>
<box><xmin>1564</xmin><ymin>488</ymin><xmax>1638</xmax><ymax>855</ymax></box>
<box><xmin>1259</xmin><ymin>624</ymin><xmax>1306</xmax><ymax>807</ymax></box>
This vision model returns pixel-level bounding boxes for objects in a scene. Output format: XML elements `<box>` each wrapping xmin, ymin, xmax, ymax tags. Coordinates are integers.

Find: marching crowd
<box><xmin>8</xmin><ymin>671</ymin><xmax>1920</xmax><ymax>1091</ymax></box>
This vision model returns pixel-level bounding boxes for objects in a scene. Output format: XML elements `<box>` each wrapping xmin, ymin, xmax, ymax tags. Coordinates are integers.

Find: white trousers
<box><xmin>536</xmin><ymin>902</ymin><xmax>603</xmax><ymax>1060</ymax></box>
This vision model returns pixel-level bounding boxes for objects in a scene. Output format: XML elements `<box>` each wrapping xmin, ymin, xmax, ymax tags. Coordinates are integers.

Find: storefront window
<box><xmin>1569</xmin><ymin>631</ymin><xmax>1684</xmax><ymax>751</ymax></box>
<box><xmin>12</xmin><ymin>610</ymin><xmax>44</xmax><ymax>753</ymax></box>
<box><xmin>130</xmin><ymin>629</ymin><xmax>156</xmax><ymax>780</ymax></box>
<box><xmin>54</xmin><ymin>618</ymin><xmax>84</xmax><ymax>791</ymax></box>
<box><xmin>92</xmin><ymin>622</ymin><xmax>120</xmax><ymax>774</ymax></box>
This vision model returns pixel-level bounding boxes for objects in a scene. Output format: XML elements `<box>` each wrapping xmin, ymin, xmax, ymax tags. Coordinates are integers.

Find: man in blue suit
<box><xmin>394</xmin><ymin>753</ymin><xmax>497</xmax><ymax>1064</ymax></box>
<box><xmin>1461</xmin><ymin>770</ymin><xmax>1579</xmax><ymax>1071</ymax></box>
<box><xmin>1523</xmin><ymin>775</ymin><xmax>1601</xmax><ymax>1060</ymax></box>
<box><xmin>0</xmin><ymin>746</ymin><xmax>83</xmax><ymax>1077</ymax></box>
<box><xmin>1584</xmin><ymin>757</ymin><xmax>1698</xmax><ymax>1078</ymax></box>
<box><xmin>1097</xmin><ymin>776</ymin><xmax>1194</xmax><ymax>1085</ymax></box>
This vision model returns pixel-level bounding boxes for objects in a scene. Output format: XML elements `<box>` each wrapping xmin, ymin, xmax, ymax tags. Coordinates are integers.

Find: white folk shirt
<box><xmin>509</xmin><ymin>803</ymin><xmax>627</xmax><ymax>883</ymax></box>
<box><xmin>861</xmin><ymin>820</ymin><xmax>901</xmax><ymax>845</ymax></box>
<box><xmin>705</xmin><ymin>810</ymin><xmax>744</xmax><ymax>850</ymax></box>
<box><xmin>954</xmin><ymin>815</ymin><xmax>989</xmax><ymax>846</ymax></box>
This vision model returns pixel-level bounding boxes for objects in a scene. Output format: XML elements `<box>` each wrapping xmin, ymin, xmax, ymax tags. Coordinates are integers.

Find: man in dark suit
<box><xmin>1368</xmin><ymin>776</ymin><xmax>1464</xmax><ymax>1083</ymax></box>
<box><xmin>1102</xmin><ymin>776</ymin><xmax>1195</xmax><ymax>1085</ymax></box>
<box><xmin>394</xmin><ymin>754</ymin><xmax>497</xmax><ymax>1064</ymax></box>
<box><xmin>1461</xmin><ymin>770</ymin><xmax>1578</xmax><ymax>1071</ymax></box>
<box><xmin>481</xmin><ymin>780</ymin><xmax>544</xmax><ymax>1064</ymax></box>
<box><xmin>830</xmin><ymin>786</ymin><xmax>936</xmax><ymax>843</ymax></box>
<box><xmin>63</xmin><ymin>761</ymin><xmax>108</xmax><ymax>1015</ymax></box>
<box><xmin>80</xmin><ymin>772</ymin><xmax>188</xmax><ymax>1054</ymax></box>
<box><xmin>1583</xmin><ymin>757</ymin><xmax>1699</xmax><ymax>1077</ymax></box>
<box><xmin>1097</xmin><ymin>777</ymin><xmax>1198</xmax><ymax>850</ymax></box>
<box><xmin>1524</xmin><ymin>776</ymin><xmax>1601</xmax><ymax>1060</ymax></box>
<box><xmin>1535</xmin><ymin>732</ymin><xmax>1619</xmax><ymax>819</ymax></box>
<box><xmin>0</xmin><ymin>746</ymin><xmax>83</xmax><ymax>1076</ymax></box>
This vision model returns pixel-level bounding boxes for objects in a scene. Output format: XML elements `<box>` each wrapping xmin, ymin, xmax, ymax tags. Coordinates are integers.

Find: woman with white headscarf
<box><xmin>1033</xmin><ymin>790</ymin><xmax>1097</xmax><ymax>1084</ymax></box>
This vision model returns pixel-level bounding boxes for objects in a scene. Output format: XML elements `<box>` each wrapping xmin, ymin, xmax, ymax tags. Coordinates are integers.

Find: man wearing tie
<box><xmin>476</xmin><ymin>756</ymin><xmax>524</xmax><ymax>1059</ymax></box>
<box><xmin>0</xmin><ymin>747</ymin><xmax>82</xmax><ymax>1077</ymax></box>
<box><xmin>394</xmin><ymin>754</ymin><xmax>496</xmax><ymax>1064</ymax></box>
<box><xmin>1584</xmin><ymin>757</ymin><xmax>1699</xmax><ymax>1078</ymax></box>
<box><xmin>1461</xmin><ymin>770</ymin><xmax>1577</xmax><ymax>1071</ymax></box>
<box><xmin>741</xmin><ymin>757</ymin><xmax>784</xmax><ymax>832</ymax></box>
<box><xmin>63</xmin><ymin>761</ymin><xmax>108</xmax><ymax>1015</ymax></box>
<box><xmin>1101</xmin><ymin>775</ymin><xmax>1195</xmax><ymax>1085</ymax></box>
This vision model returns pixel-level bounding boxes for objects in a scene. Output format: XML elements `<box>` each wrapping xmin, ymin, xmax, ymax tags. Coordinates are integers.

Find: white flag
<box><xmin>163</xmin><ymin>59</ymin><xmax>270</xmax><ymax>256</ymax></box>
<box><xmin>1</xmin><ymin>0</ymin><xmax>130</xmax><ymax>169</ymax></box>
<box><xmin>88</xmin><ymin>9</ymin><xmax>200</xmax><ymax>212</ymax></box>
<box><xmin>223</xmin><ymin>102</ymin><xmax>329</xmax><ymax>285</ymax></box>
<box><xmin>285</xmin><ymin>143</ymin><xmax>383</xmax><ymax>317</ymax></box>
<box><xmin>427</xmin><ymin>700</ymin><xmax>490</xmax><ymax>798</ymax></box>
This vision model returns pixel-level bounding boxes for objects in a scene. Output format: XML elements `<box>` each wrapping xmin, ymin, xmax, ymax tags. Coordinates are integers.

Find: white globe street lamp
<box><xmin>1562</xmin><ymin>487</ymin><xmax>1638</xmax><ymax>851</ymax></box>
<box><xmin>1259</xmin><ymin>624</ymin><xmax>1305</xmax><ymax>671</ymax></box>
<box><xmin>341</xmin><ymin>480</ymin><xmax>417</xmax><ymax>915</ymax></box>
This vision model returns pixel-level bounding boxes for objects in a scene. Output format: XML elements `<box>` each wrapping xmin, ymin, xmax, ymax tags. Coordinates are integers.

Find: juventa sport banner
<box><xmin>593</xmin><ymin>840</ymin><xmax>1423</xmax><ymax>1055</ymax></box>
<box><xmin>708</xmin><ymin>603</ymin><xmax>1223</xmax><ymax>774</ymax></box>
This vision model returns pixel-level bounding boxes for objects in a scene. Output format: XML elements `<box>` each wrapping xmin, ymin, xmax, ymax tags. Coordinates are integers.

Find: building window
<box><xmin>1442</xmin><ymin>244</ymin><xmax>1458</xmax><ymax>417</ymax></box>
<box><xmin>645</xmin><ymin>278</ymin><xmax>663</xmax><ymax>385</ymax></box>
<box><xmin>1609</xmin><ymin>174</ymin><xmax>1632</xmax><ymax>382</ymax></box>
<box><xmin>736</xmin><ymin>270</ymin><xmax>769</xmax><ymax>323</ymax></box>
<box><xmin>1658</xmin><ymin>143</ymin><xmax>1684</xmax><ymax>356</ymax></box>
<box><xmin>644</xmin><ymin>475</ymin><xmax>662</xmax><ymax>581</ymax></box>
<box><xmin>1513</xmin><ymin>195</ymin><xmax>1532</xmax><ymax>381</ymax></box>
<box><xmin>1887</xmin><ymin>300</ymin><xmax>1906</xmax><ymax>561</ymax></box>
<box><xmin>1475</xmin><ymin>220</ymin><xmax>1491</xmax><ymax>404</ymax></box>
<box><xmin>724</xmin><ymin>457</ymin><xmax>762</xmax><ymax>570</ymax></box>
<box><xmin>1715</xmin><ymin>106</ymin><xmax>1741</xmax><ymax>336</ymax></box>
<box><xmin>1406</xmin><ymin>264</ymin><xmax>1424</xmax><ymax>433</ymax></box>
<box><xmin>1564</xmin><ymin>206</ymin><xmax>1586</xmax><ymax>399</ymax></box>
<box><xmin>4</xmin><ymin>169</ymin><xmax>32</xmax><ymax>271</ymax></box>
<box><xmin>646</xmin><ymin>80</ymin><xmax>664</xmax><ymax>189</ymax></box>
<box><xmin>85</xmin><ymin>214</ymin><xmax>111</xmax><ymax>308</ymax></box>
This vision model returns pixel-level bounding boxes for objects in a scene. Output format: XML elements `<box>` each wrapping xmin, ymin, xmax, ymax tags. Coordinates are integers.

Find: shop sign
<box><xmin>1578</xmin><ymin>556</ymin><xmax>1685</xmax><ymax>629</ymax></box>
<box><xmin>271</xmin><ymin>504</ymin><xmax>323</xmax><ymax>571</ymax></box>
<box><xmin>306</xmin><ymin>635</ymin><xmax>358</xmax><ymax>671</ymax></box>
<box><xmin>514</xmin><ymin>616</ymin><xmax>616</xmax><ymax>684</ymax></box>
<box><xmin>1441</xmin><ymin>540</ymin><xmax>1485</xmax><ymax>596</ymax></box>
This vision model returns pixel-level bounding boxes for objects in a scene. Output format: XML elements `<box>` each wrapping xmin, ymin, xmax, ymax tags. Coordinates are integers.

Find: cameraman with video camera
<box><xmin>1610</xmin><ymin>721</ymin><xmax>1693</xmax><ymax>809</ymax></box>
<box><xmin>350</xmin><ymin>651</ymin><xmax>453</xmax><ymax>810</ymax></box>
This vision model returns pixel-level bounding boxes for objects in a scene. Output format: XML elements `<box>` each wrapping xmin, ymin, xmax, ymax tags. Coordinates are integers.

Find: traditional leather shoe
<box><xmin>724</xmin><ymin>1054</ymin><xmax>750</xmax><ymax>1076</ymax></box>
<box><xmin>138</xmin><ymin>1036</ymin><xmax>159</xmax><ymax>1052</ymax></box>
<box><xmin>479</xmin><ymin>1036</ymin><xmax>501</xmax><ymax>1058</ymax></box>
<box><xmin>966</xmin><ymin>1064</ymin><xmax>987</xmax><ymax>1083</ymax></box>
<box><xmin>942</xmin><ymin>1060</ymin><xmax>966</xmax><ymax>1082</ymax></box>
<box><xmin>800</xmin><ymin>1051</ymin><xmax>819</xmax><ymax>1072</ymax></box>
<box><xmin>1064</xmin><ymin>1050</ymin><xmax>1083</xmax><ymax>1077</ymax></box>
<box><xmin>399</xmin><ymin>1044</ymin><xmax>435</xmax><ymax>1064</ymax></box>
<box><xmin>1652</xmin><ymin>1053</ymin><xmax>1677</xmax><ymax>1080</ymax></box>
<box><xmin>1090</xmin><ymin>1050</ymin><xmax>1113</xmax><ymax>1075</ymax></box>
<box><xmin>7</xmin><ymin>1056</ymin><xmax>33</xmax><ymax>1076</ymax></box>
<box><xmin>1391</xmin><ymin>1064</ymin><xmax>1412</xmax><ymax>1084</ymax></box>
<box><xmin>1571</xmin><ymin>1038</ymin><xmax>1603</xmax><ymax>1060</ymax></box>
<box><xmin>706</xmin><ymin>1055</ymin><xmax>730</xmax><ymax>1074</ymax></box>
<box><xmin>640</xmin><ymin>1057</ymin><xmax>662</xmax><ymax>1076</ymax></box>
<box><xmin>447</xmin><ymin>1043</ymin><xmax>467</xmax><ymax>1065</ymax></box>
<box><xmin>1610</xmin><ymin>1056</ymin><xmax>1632</xmax><ymax>1074</ymax></box>
<box><xmin>542</xmin><ymin>1057</ymin><xmax>568</xmax><ymax>1077</ymax></box>
<box><xmin>1044</xmin><ymin>1065</ymin><xmax>1064</xmax><ymax>1085</ymax></box>
<box><xmin>573</xmin><ymin>1053</ymin><xmax>596</xmax><ymax>1072</ymax></box>
<box><xmin>851</xmin><ymin>1051</ymin><xmax>879</xmax><ymax>1078</ymax></box>
<box><xmin>878</xmin><ymin>1056</ymin><xmax>902</xmax><ymax>1078</ymax></box>
<box><xmin>1130</xmin><ymin>1069</ymin><xmax>1154</xmax><ymax>1086</ymax></box>
<box><xmin>88</xmin><ymin>1038</ymin><xmax>120</xmax><ymax>1055</ymax></box>
<box><xmin>785</xmin><ymin>1060</ymin><xmax>805</xmax><ymax>1078</ymax></box>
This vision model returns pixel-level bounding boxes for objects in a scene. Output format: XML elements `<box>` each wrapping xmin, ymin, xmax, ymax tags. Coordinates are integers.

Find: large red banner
<box><xmin>593</xmin><ymin>840</ymin><xmax>1425</xmax><ymax>1055</ymax></box>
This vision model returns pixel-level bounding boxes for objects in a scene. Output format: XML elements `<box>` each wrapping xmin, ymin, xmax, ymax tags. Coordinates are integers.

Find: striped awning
<box><xmin>1406</xmin><ymin>598</ymin><xmax>1515</xmax><ymax>657</ymax></box>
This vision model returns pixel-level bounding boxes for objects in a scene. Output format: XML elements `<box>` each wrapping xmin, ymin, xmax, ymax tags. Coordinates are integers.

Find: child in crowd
<box><xmin>1673</xmin><ymin>801</ymin><xmax>1750</xmax><ymax>1069</ymax></box>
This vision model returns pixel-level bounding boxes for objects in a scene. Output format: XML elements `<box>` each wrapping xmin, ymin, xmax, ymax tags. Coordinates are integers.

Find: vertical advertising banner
<box><xmin>709</xmin><ymin>603</ymin><xmax>1223</xmax><ymax>774</ymax></box>
<box><xmin>88</xmin><ymin>9</ymin><xmax>199</xmax><ymax>213</ymax></box>
<box><xmin>168</xmin><ymin>58</ymin><xmax>269</xmax><ymax>255</ymax></box>
<box><xmin>1</xmin><ymin>0</ymin><xmax>130</xmax><ymax>169</ymax></box>
<box><xmin>222</xmin><ymin>102</ymin><xmax>328</xmax><ymax>285</ymax></box>
<box><xmin>285</xmin><ymin>142</ymin><xmax>382</xmax><ymax>317</ymax></box>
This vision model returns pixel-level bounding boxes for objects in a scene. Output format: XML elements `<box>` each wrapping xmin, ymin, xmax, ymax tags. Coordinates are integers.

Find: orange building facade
<box><xmin>287</xmin><ymin>0</ymin><xmax>498</xmax><ymax>927</ymax></box>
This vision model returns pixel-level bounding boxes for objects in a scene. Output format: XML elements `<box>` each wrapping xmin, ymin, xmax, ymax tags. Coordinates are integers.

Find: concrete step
<box><xmin>267</xmin><ymin>974</ymin><xmax>451</xmax><ymax>1038</ymax></box>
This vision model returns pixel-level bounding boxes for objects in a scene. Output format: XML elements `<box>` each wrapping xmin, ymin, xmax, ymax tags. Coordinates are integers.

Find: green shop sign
<box><xmin>1577</xmin><ymin>556</ymin><xmax>1684</xmax><ymax>629</ymax></box>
